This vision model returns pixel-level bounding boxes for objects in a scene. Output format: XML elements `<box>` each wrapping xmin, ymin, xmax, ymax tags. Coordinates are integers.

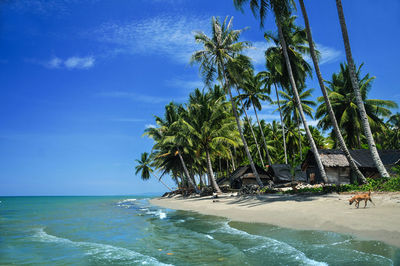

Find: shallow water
<box><xmin>0</xmin><ymin>196</ymin><xmax>399</xmax><ymax>265</ymax></box>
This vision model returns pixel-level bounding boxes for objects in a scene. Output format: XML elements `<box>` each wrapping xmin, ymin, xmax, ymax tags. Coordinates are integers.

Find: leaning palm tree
<box><xmin>298</xmin><ymin>0</ymin><xmax>366</xmax><ymax>183</ymax></box>
<box><xmin>316</xmin><ymin>63</ymin><xmax>397</xmax><ymax>149</ymax></box>
<box><xmin>135</xmin><ymin>152</ymin><xmax>173</xmax><ymax>192</ymax></box>
<box><xmin>191</xmin><ymin>16</ymin><xmax>265</xmax><ymax>187</ymax></box>
<box><xmin>335</xmin><ymin>0</ymin><xmax>389</xmax><ymax>178</ymax></box>
<box><xmin>233</xmin><ymin>0</ymin><xmax>328</xmax><ymax>183</ymax></box>
<box><xmin>145</xmin><ymin>103</ymin><xmax>201</xmax><ymax>194</ymax></box>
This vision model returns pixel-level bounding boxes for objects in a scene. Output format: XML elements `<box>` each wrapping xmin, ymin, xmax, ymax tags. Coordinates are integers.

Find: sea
<box><xmin>0</xmin><ymin>196</ymin><xmax>399</xmax><ymax>265</ymax></box>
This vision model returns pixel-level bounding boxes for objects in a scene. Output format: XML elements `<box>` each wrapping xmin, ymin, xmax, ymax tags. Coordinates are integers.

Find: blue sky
<box><xmin>0</xmin><ymin>0</ymin><xmax>399</xmax><ymax>196</ymax></box>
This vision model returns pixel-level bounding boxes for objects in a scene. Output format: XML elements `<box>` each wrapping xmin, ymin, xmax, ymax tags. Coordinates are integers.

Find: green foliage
<box><xmin>326</xmin><ymin>177</ymin><xmax>400</xmax><ymax>193</ymax></box>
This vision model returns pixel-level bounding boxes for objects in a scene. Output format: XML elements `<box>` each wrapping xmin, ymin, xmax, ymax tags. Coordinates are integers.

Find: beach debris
<box><xmin>212</xmin><ymin>199</ymin><xmax>219</xmax><ymax>203</ymax></box>
<box><xmin>158</xmin><ymin>249</ymin><xmax>162</xmax><ymax>251</ymax></box>
<box><xmin>239</xmin><ymin>184</ymin><xmax>260</xmax><ymax>195</ymax></box>
<box><xmin>166</xmin><ymin>253</ymin><xmax>174</xmax><ymax>255</ymax></box>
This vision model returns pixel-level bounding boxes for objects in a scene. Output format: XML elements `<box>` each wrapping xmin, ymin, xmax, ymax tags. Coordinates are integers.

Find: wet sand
<box><xmin>150</xmin><ymin>192</ymin><xmax>400</xmax><ymax>247</ymax></box>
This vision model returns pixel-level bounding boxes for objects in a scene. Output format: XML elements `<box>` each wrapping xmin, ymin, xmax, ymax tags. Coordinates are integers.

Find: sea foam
<box><xmin>218</xmin><ymin>222</ymin><xmax>328</xmax><ymax>266</ymax></box>
<box><xmin>32</xmin><ymin>228</ymin><xmax>170</xmax><ymax>265</ymax></box>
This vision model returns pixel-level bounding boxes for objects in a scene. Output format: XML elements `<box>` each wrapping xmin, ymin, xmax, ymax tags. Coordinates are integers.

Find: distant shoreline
<box><xmin>150</xmin><ymin>192</ymin><xmax>400</xmax><ymax>248</ymax></box>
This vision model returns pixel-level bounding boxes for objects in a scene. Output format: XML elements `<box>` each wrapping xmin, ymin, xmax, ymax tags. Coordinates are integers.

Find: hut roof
<box><xmin>266</xmin><ymin>164</ymin><xmax>292</xmax><ymax>183</ymax></box>
<box><xmin>302</xmin><ymin>149</ymin><xmax>400</xmax><ymax>170</ymax></box>
<box><xmin>229</xmin><ymin>165</ymin><xmax>269</xmax><ymax>180</ymax></box>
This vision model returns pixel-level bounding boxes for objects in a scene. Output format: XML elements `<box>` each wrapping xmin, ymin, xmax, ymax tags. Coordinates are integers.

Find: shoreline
<box><xmin>150</xmin><ymin>192</ymin><xmax>400</xmax><ymax>248</ymax></box>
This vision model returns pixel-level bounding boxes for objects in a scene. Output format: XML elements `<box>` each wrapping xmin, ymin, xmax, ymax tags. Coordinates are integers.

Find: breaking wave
<box><xmin>217</xmin><ymin>222</ymin><xmax>328</xmax><ymax>266</ymax></box>
<box><xmin>32</xmin><ymin>228</ymin><xmax>170</xmax><ymax>265</ymax></box>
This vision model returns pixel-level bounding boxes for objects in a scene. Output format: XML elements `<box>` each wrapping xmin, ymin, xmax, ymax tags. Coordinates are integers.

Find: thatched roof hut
<box><xmin>229</xmin><ymin>165</ymin><xmax>271</xmax><ymax>189</ymax></box>
<box><xmin>302</xmin><ymin>149</ymin><xmax>400</xmax><ymax>184</ymax></box>
<box><xmin>266</xmin><ymin>164</ymin><xmax>292</xmax><ymax>183</ymax></box>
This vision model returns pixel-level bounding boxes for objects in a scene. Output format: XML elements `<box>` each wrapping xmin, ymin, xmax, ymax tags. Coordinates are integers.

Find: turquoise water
<box><xmin>0</xmin><ymin>196</ymin><xmax>399</xmax><ymax>265</ymax></box>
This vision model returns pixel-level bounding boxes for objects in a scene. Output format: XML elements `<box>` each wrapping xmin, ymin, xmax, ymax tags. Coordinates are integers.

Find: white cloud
<box><xmin>64</xmin><ymin>56</ymin><xmax>94</xmax><ymax>69</ymax></box>
<box><xmin>48</xmin><ymin>57</ymin><xmax>62</xmax><ymax>68</ymax></box>
<box><xmin>145</xmin><ymin>124</ymin><xmax>157</xmax><ymax>129</ymax></box>
<box><xmin>303</xmin><ymin>44</ymin><xmax>342</xmax><ymax>65</ymax></box>
<box><xmin>244</xmin><ymin>41</ymin><xmax>272</xmax><ymax>66</ymax></box>
<box><xmin>45</xmin><ymin>56</ymin><xmax>95</xmax><ymax>69</ymax></box>
<box><xmin>96</xmin><ymin>91</ymin><xmax>185</xmax><ymax>104</ymax></box>
<box><xmin>94</xmin><ymin>15</ymin><xmax>209</xmax><ymax>63</ymax></box>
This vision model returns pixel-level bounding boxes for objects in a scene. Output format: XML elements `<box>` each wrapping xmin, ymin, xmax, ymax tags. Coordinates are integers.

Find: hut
<box><xmin>229</xmin><ymin>165</ymin><xmax>271</xmax><ymax>189</ymax></box>
<box><xmin>301</xmin><ymin>149</ymin><xmax>400</xmax><ymax>184</ymax></box>
<box><xmin>266</xmin><ymin>164</ymin><xmax>292</xmax><ymax>184</ymax></box>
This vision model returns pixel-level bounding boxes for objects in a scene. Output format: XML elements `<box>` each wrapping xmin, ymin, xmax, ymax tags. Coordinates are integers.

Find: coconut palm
<box><xmin>233</xmin><ymin>0</ymin><xmax>328</xmax><ymax>183</ymax></box>
<box><xmin>180</xmin><ymin>88</ymin><xmax>241</xmax><ymax>193</ymax></box>
<box><xmin>145</xmin><ymin>102</ymin><xmax>201</xmax><ymax>194</ymax></box>
<box><xmin>335</xmin><ymin>0</ymin><xmax>390</xmax><ymax>178</ymax></box>
<box><xmin>298</xmin><ymin>0</ymin><xmax>366</xmax><ymax>184</ymax></box>
<box><xmin>277</xmin><ymin>85</ymin><xmax>315</xmax><ymax>161</ymax></box>
<box><xmin>236</xmin><ymin>88</ymin><xmax>265</xmax><ymax>167</ymax></box>
<box><xmin>316</xmin><ymin>63</ymin><xmax>398</xmax><ymax>149</ymax></box>
<box><xmin>258</xmin><ymin>71</ymin><xmax>288</xmax><ymax>164</ymax></box>
<box><xmin>385</xmin><ymin>113</ymin><xmax>400</xmax><ymax>149</ymax></box>
<box><xmin>135</xmin><ymin>152</ymin><xmax>173</xmax><ymax>191</ymax></box>
<box><xmin>191</xmin><ymin>16</ymin><xmax>265</xmax><ymax>187</ymax></box>
<box><xmin>238</xmin><ymin>70</ymin><xmax>273</xmax><ymax>165</ymax></box>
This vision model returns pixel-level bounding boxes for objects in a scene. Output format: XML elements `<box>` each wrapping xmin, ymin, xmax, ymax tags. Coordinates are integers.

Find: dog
<box><xmin>348</xmin><ymin>190</ymin><xmax>375</xmax><ymax>208</ymax></box>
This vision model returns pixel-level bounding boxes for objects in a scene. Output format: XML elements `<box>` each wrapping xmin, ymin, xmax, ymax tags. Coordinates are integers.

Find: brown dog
<box><xmin>349</xmin><ymin>190</ymin><xmax>375</xmax><ymax>208</ymax></box>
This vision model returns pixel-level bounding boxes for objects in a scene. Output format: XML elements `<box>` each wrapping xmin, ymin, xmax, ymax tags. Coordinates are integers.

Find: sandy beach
<box><xmin>150</xmin><ymin>192</ymin><xmax>400</xmax><ymax>248</ymax></box>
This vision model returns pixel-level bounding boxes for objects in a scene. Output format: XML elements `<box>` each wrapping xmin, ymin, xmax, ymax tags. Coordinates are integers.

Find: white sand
<box><xmin>150</xmin><ymin>192</ymin><xmax>400</xmax><ymax>247</ymax></box>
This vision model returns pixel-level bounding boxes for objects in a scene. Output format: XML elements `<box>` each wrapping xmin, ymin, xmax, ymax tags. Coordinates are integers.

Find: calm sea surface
<box><xmin>0</xmin><ymin>196</ymin><xmax>399</xmax><ymax>265</ymax></box>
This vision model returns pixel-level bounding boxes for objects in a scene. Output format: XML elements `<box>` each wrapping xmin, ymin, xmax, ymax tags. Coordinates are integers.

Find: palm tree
<box><xmin>145</xmin><ymin>103</ymin><xmax>201</xmax><ymax>194</ymax></box>
<box><xmin>278</xmin><ymin>85</ymin><xmax>315</xmax><ymax>161</ymax></box>
<box><xmin>259</xmin><ymin>71</ymin><xmax>288</xmax><ymax>164</ymax></box>
<box><xmin>238</xmin><ymin>70</ymin><xmax>273</xmax><ymax>165</ymax></box>
<box><xmin>298</xmin><ymin>0</ymin><xmax>366</xmax><ymax>184</ymax></box>
<box><xmin>316</xmin><ymin>63</ymin><xmax>398</xmax><ymax>149</ymax></box>
<box><xmin>191</xmin><ymin>16</ymin><xmax>265</xmax><ymax>187</ymax></box>
<box><xmin>335</xmin><ymin>0</ymin><xmax>390</xmax><ymax>178</ymax></box>
<box><xmin>135</xmin><ymin>152</ymin><xmax>173</xmax><ymax>192</ymax></box>
<box><xmin>180</xmin><ymin>88</ymin><xmax>241</xmax><ymax>193</ymax></box>
<box><xmin>236</xmin><ymin>88</ymin><xmax>265</xmax><ymax>167</ymax></box>
<box><xmin>386</xmin><ymin>113</ymin><xmax>400</xmax><ymax>149</ymax></box>
<box><xmin>233</xmin><ymin>0</ymin><xmax>328</xmax><ymax>183</ymax></box>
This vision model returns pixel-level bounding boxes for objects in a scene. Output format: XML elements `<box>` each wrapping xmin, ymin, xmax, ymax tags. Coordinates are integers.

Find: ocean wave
<box><xmin>32</xmin><ymin>228</ymin><xmax>170</xmax><ymax>265</ymax></box>
<box><xmin>117</xmin><ymin>199</ymin><xmax>137</xmax><ymax>204</ymax></box>
<box><xmin>145</xmin><ymin>209</ymin><xmax>167</xmax><ymax>220</ymax></box>
<box><xmin>218</xmin><ymin>222</ymin><xmax>328</xmax><ymax>266</ymax></box>
<box><xmin>205</xmin><ymin>234</ymin><xmax>214</xmax><ymax>240</ymax></box>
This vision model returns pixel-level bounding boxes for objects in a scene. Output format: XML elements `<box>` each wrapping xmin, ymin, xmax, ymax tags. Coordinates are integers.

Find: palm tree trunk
<box><xmin>274</xmin><ymin>13</ymin><xmax>328</xmax><ymax>183</ymax></box>
<box><xmin>335</xmin><ymin>0</ymin><xmax>389</xmax><ymax>178</ymax></box>
<box><xmin>236</xmin><ymin>89</ymin><xmax>265</xmax><ymax>167</ymax></box>
<box><xmin>299</xmin><ymin>0</ymin><xmax>366</xmax><ymax>184</ymax></box>
<box><xmin>229</xmin><ymin>148</ymin><xmax>236</xmax><ymax>170</ymax></box>
<box><xmin>222</xmin><ymin>75</ymin><xmax>264</xmax><ymax>187</ymax></box>
<box><xmin>177</xmin><ymin>148</ymin><xmax>201</xmax><ymax>194</ymax></box>
<box><xmin>253</xmin><ymin>104</ymin><xmax>272</xmax><ymax>166</ymax></box>
<box><xmin>205</xmin><ymin>148</ymin><xmax>222</xmax><ymax>193</ymax></box>
<box><xmin>274</xmin><ymin>83</ymin><xmax>288</xmax><ymax>164</ymax></box>
<box><xmin>298</xmin><ymin>120</ymin><xmax>302</xmax><ymax>161</ymax></box>
<box><xmin>153</xmin><ymin>173</ymin><xmax>173</xmax><ymax>192</ymax></box>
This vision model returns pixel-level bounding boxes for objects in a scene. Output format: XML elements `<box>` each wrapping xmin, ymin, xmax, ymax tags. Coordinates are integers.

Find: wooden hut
<box><xmin>229</xmin><ymin>165</ymin><xmax>271</xmax><ymax>189</ymax></box>
<box><xmin>301</xmin><ymin>149</ymin><xmax>400</xmax><ymax>184</ymax></box>
<box><xmin>266</xmin><ymin>164</ymin><xmax>292</xmax><ymax>183</ymax></box>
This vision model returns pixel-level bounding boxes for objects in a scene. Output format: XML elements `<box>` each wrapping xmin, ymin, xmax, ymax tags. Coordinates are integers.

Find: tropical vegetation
<box><xmin>135</xmin><ymin>1</ymin><xmax>399</xmax><ymax>193</ymax></box>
